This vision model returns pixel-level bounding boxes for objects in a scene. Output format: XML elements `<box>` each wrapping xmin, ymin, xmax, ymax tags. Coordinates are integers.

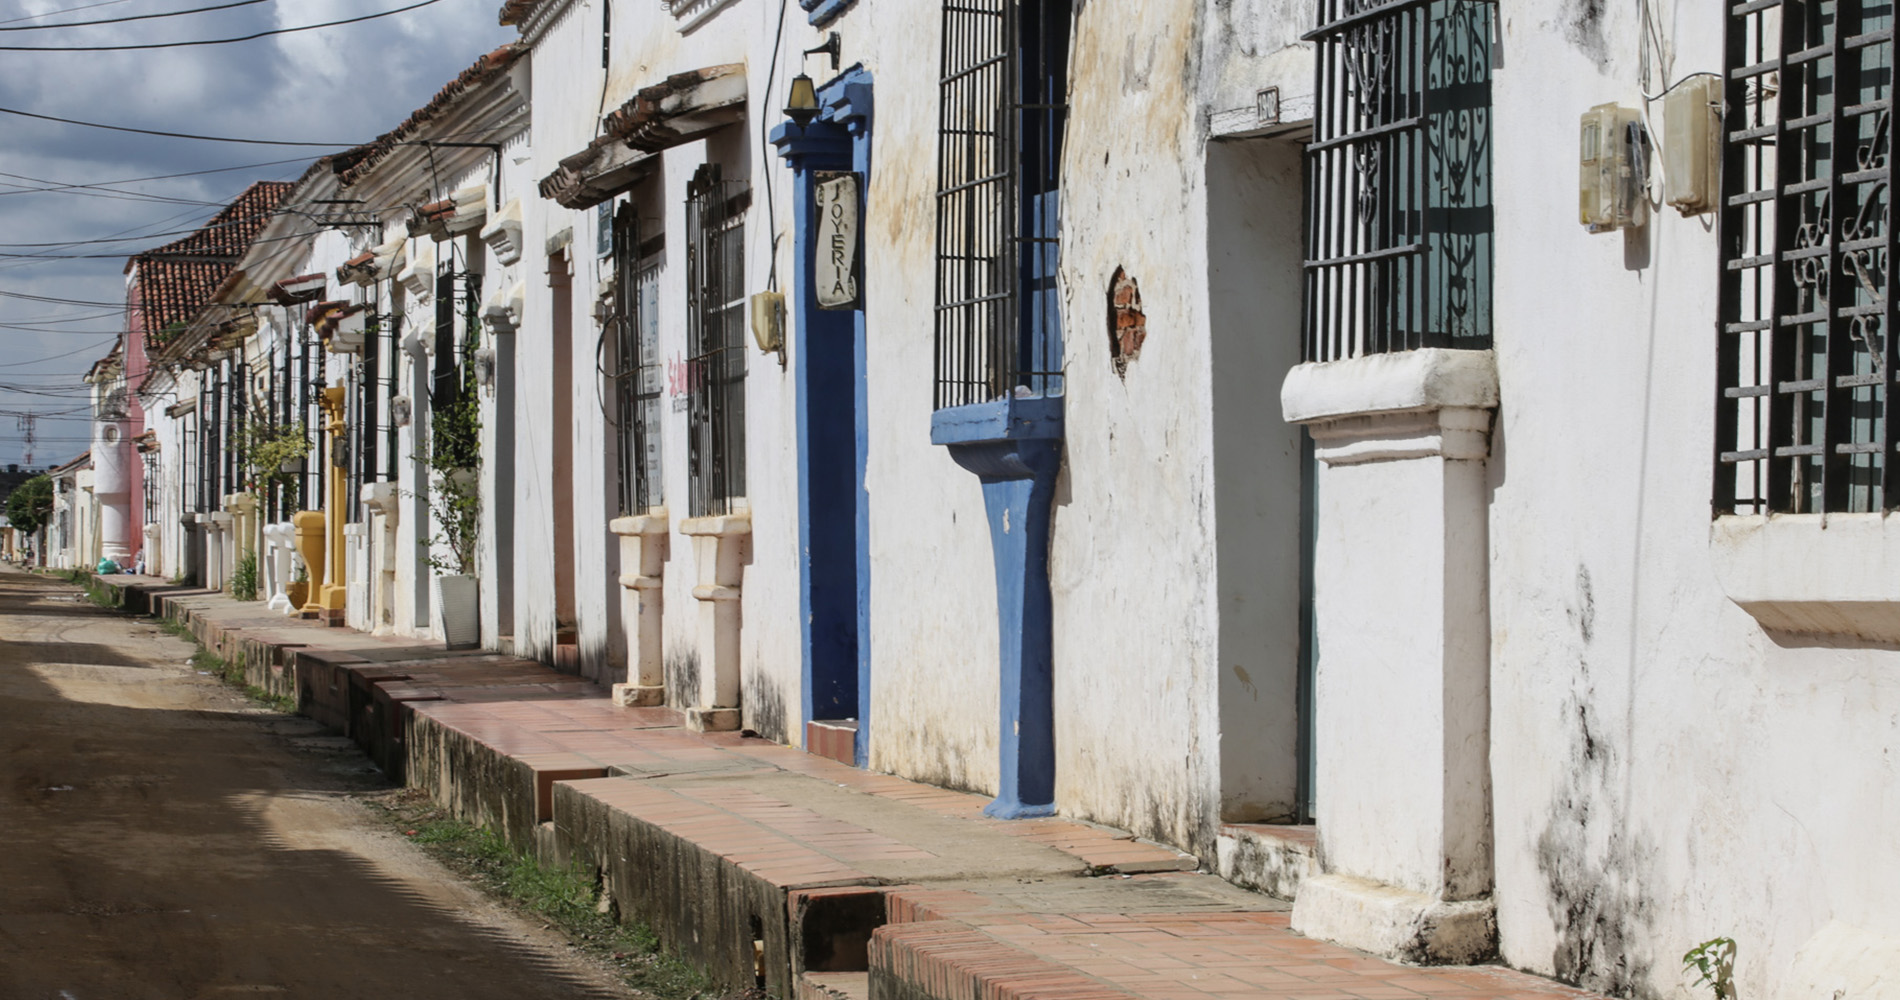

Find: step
<box><xmin>805</xmin><ymin>719</ymin><xmax>857</xmax><ymax>765</ymax></box>
<box><xmin>1215</xmin><ymin>822</ymin><xmax>1318</xmax><ymax>900</ymax></box>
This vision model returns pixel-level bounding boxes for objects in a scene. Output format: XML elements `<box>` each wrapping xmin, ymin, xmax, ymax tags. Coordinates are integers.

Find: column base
<box><xmin>685</xmin><ymin>707</ymin><xmax>741</xmax><ymax>732</ymax></box>
<box><xmin>1290</xmin><ymin>873</ymin><xmax>1496</xmax><ymax>966</ymax></box>
<box><xmin>612</xmin><ymin>683</ymin><xmax>665</xmax><ymax>707</ymax></box>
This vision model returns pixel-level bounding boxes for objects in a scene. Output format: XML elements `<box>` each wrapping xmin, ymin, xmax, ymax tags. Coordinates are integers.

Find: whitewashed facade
<box><xmin>114</xmin><ymin>1</ymin><xmax>1900</xmax><ymax>997</ymax></box>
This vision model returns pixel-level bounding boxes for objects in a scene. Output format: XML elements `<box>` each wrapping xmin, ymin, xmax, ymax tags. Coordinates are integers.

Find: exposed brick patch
<box><xmin>1107</xmin><ymin>267</ymin><xmax>1146</xmax><ymax>378</ymax></box>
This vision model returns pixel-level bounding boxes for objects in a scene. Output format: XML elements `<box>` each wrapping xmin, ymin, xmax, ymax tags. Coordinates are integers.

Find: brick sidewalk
<box><xmin>103</xmin><ymin>576</ymin><xmax>1604</xmax><ymax>1000</ymax></box>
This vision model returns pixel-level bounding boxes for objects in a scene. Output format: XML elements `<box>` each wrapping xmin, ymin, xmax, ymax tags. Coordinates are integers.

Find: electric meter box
<box><xmin>1664</xmin><ymin>75</ymin><xmax>1723</xmax><ymax>215</ymax></box>
<box><xmin>1580</xmin><ymin>103</ymin><xmax>1649</xmax><ymax>233</ymax></box>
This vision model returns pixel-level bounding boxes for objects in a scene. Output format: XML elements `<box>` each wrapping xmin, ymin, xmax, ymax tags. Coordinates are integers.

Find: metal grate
<box><xmin>686</xmin><ymin>164</ymin><xmax>749</xmax><ymax>518</ymax></box>
<box><xmin>611</xmin><ymin>203</ymin><xmax>666</xmax><ymax>516</ymax></box>
<box><xmin>1303</xmin><ymin>0</ymin><xmax>1494</xmax><ymax>363</ymax></box>
<box><xmin>1717</xmin><ymin>0</ymin><xmax>1896</xmax><ymax>515</ymax></box>
<box><xmin>141</xmin><ymin>448</ymin><xmax>159</xmax><ymax>524</ymax></box>
<box><xmin>932</xmin><ymin>0</ymin><xmax>1070</xmax><ymax>410</ymax></box>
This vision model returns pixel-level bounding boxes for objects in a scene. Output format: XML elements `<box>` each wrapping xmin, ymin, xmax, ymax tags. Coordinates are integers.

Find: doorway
<box><xmin>1208</xmin><ymin>135</ymin><xmax>1314</xmax><ymax>825</ymax></box>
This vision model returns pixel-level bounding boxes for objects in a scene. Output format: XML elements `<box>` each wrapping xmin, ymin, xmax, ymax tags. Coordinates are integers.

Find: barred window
<box><xmin>1303</xmin><ymin>0</ymin><xmax>1494</xmax><ymax>363</ymax></box>
<box><xmin>1717</xmin><ymin>0</ymin><xmax>1895</xmax><ymax>515</ymax></box>
<box><xmin>686</xmin><ymin>164</ymin><xmax>749</xmax><ymax>518</ymax></box>
<box><xmin>932</xmin><ymin>0</ymin><xmax>1071</xmax><ymax>410</ymax></box>
<box><xmin>611</xmin><ymin>202</ymin><xmax>666</xmax><ymax>516</ymax></box>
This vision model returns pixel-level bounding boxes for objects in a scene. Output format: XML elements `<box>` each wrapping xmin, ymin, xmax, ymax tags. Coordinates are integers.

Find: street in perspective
<box><xmin>0</xmin><ymin>0</ymin><xmax>1895</xmax><ymax>999</ymax></box>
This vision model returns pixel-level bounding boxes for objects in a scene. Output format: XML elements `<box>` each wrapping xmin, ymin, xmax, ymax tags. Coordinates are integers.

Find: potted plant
<box><xmin>285</xmin><ymin>557</ymin><xmax>309</xmax><ymax>611</ymax></box>
<box><xmin>424</xmin><ymin>303</ymin><xmax>484</xmax><ymax>650</ymax></box>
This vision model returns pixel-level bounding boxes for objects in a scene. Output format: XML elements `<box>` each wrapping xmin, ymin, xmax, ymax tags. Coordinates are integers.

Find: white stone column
<box><xmin>362</xmin><ymin>483</ymin><xmax>401</xmax><ymax>633</ymax></box>
<box><xmin>93</xmin><ymin>421</ymin><xmax>132</xmax><ymax>565</ymax></box>
<box><xmin>264</xmin><ymin>522</ymin><xmax>295</xmax><ymax>612</ymax></box>
<box><xmin>679</xmin><ymin>513</ymin><xmax>750</xmax><ymax>731</ymax></box>
<box><xmin>1280</xmin><ymin>348</ymin><xmax>1499</xmax><ymax>965</ymax></box>
<box><xmin>344</xmin><ymin>522</ymin><xmax>369</xmax><ymax>630</ymax></box>
<box><xmin>141</xmin><ymin>523</ymin><xmax>163</xmax><ymax>578</ymax></box>
<box><xmin>201</xmin><ymin>512</ymin><xmax>230</xmax><ymax>590</ymax></box>
<box><xmin>610</xmin><ymin>511</ymin><xmax>669</xmax><ymax>707</ymax></box>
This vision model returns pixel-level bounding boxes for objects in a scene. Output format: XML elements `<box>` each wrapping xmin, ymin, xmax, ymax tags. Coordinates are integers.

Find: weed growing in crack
<box><xmin>364</xmin><ymin>790</ymin><xmax>707</xmax><ymax>1000</ymax></box>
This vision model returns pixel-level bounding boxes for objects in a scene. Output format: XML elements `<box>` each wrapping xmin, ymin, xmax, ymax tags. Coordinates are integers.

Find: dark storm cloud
<box><xmin>0</xmin><ymin>0</ymin><xmax>513</xmax><ymax>466</ymax></box>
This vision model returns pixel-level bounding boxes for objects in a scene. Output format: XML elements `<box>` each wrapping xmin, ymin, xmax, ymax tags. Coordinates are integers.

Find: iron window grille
<box><xmin>686</xmin><ymin>164</ymin><xmax>749</xmax><ymax>518</ymax></box>
<box><xmin>610</xmin><ymin>203</ymin><xmax>666</xmax><ymax>516</ymax></box>
<box><xmin>1717</xmin><ymin>0</ymin><xmax>1896</xmax><ymax>515</ymax></box>
<box><xmin>932</xmin><ymin>0</ymin><xmax>1071</xmax><ymax>411</ymax></box>
<box><xmin>429</xmin><ymin>270</ymin><xmax>484</xmax><ymax>472</ymax></box>
<box><xmin>1303</xmin><ymin>0</ymin><xmax>1494</xmax><ymax>363</ymax></box>
<box><xmin>141</xmin><ymin>448</ymin><xmax>159</xmax><ymax>524</ymax></box>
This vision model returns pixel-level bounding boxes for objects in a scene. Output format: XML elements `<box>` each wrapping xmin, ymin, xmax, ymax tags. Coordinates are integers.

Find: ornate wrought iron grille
<box><xmin>1717</xmin><ymin>0</ymin><xmax>1896</xmax><ymax>515</ymax></box>
<box><xmin>686</xmin><ymin>165</ymin><xmax>749</xmax><ymax>518</ymax></box>
<box><xmin>611</xmin><ymin>203</ymin><xmax>666</xmax><ymax>516</ymax></box>
<box><xmin>1303</xmin><ymin>0</ymin><xmax>1493</xmax><ymax>363</ymax></box>
<box><xmin>932</xmin><ymin>0</ymin><xmax>1070</xmax><ymax>410</ymax></box>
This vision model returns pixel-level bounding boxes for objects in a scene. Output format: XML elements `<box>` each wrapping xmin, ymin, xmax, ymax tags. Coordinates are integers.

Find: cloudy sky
<box><xmin>0</xmin><ymin>0</ymin><xmax>513</xmax><ymax>468</ymax></box>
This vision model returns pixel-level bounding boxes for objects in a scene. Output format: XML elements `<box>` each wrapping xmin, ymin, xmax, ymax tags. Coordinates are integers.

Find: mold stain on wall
<box><xmin>665</xmin><ymin>645</ymin><xmax>700</xmax><ymax>710</ymax></box>
<box><xmin>1534</xmin><ymin>564</ymin><xmax>1660</xmax><ymax>998</ymax></box>
<box><xmin>743</xmin><ymin>673</ymin><xmax>788</xmax><ymax>745</ymax></box>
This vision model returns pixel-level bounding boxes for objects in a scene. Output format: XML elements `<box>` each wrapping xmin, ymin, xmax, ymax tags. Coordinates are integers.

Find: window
<box><xmin>141</xmin><ymin>447</ymin><xmax>159</xmax><ymax>524</ymax></box>
<box><xmin>1717</xmin><ymin>0</ymin><xmax>1894</xmax><ymax>515</ymax></box>
<box><xmin>932</xmin><ymin>0</ymin><xmax>1071</xmax><ymax>410</ymax></box>
<box><xmin>611</xmin><ymin>202</ymin><xmax>665</xmax><ymax>515</ymax></box>
<box><xmin>685</xmin><ymin>164</ymin><xmax>748</xmax><ymax>517</ymax></box>
<box><xmin>1303</xmin><ymin>0</ymin><xmax>1494</xmax><ymax>363</ymax></box>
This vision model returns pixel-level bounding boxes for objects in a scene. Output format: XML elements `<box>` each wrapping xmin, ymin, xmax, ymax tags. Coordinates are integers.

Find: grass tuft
<box><xmin>367</xmin><ymin>793</ymin><xmax>708</xmax><ymax>999</ymax></box>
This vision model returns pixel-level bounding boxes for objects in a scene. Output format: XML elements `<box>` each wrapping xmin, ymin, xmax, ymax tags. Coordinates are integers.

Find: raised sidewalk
<box><xmin>99</xmin><ymin>576</ymin><xmax>1600</xmax><ymax>1000</ymax></box>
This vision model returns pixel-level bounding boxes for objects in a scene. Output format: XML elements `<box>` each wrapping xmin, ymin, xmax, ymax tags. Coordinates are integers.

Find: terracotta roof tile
<box><xmin>332</xmin><ymin>46</ymin><xmax>521</xmax><ymax>187</ymax></box>
<box><xmin>132</xmin><ymin>180</ymin><xmax>293</xmax><ymax>347</ymax></box>
<box><xmin>498</xmin><ymin>0</ymin><xmax>548</xmax><ymax>25</ymax></box>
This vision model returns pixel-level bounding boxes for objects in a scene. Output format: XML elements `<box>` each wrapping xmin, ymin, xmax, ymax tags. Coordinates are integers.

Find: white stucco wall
<box><xmin>1485</xmin><ymin>4</ymin><xmax>1900</xmax><ymax>999</ymax></box>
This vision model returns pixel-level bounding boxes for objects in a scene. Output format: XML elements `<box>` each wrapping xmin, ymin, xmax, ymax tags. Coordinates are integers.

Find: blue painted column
<box><xmin>772</xmin><ymin>72</ymin><xmax>875</xmax><ymax>767</ymax></box>
<box><xmin>931</xmin><ymin>396</ymin><xmax>1063</xmax><ymax>819</ymax></box>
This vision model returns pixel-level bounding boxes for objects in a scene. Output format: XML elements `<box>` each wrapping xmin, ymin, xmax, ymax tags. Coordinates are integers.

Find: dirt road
<box><xmin>0</xmin><ymin>565</ymin><xmax>630</xmax><ymax>1000</ymax></box>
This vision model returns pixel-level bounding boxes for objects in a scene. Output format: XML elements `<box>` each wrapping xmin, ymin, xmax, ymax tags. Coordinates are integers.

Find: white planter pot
<box><xmin>436</xmin><ymin>573</ymin><xmax>480</xmax><ymax>650</ymax></box>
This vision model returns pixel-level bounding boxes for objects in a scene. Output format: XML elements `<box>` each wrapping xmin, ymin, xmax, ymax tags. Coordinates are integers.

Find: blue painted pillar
<box><xmin>771</xmin><ymin>73</ymin><xmax>875</xmax><ymax>767</ymax></box>
<box><xmin>931</xmin><ymin>396</ymin><xmax>1063</xmax><ymax>818</ymax></box>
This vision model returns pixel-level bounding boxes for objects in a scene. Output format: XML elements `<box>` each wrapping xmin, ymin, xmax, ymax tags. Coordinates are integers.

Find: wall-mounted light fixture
<box><xmin>784</xmin><ymin>31</ymin><xmax>842</xmax><ymax>126</ymax></box>
<box><xmin>784</xmin><ymin>73</ymin><xmax>820</xmax><ymax>126</ymax></box>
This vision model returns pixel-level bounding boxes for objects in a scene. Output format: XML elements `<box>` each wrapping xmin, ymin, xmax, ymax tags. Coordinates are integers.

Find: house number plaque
<box><xmin>814</xmin><ymin>171</ymin><xmax>860</xmax><ymax>310</ymax></box>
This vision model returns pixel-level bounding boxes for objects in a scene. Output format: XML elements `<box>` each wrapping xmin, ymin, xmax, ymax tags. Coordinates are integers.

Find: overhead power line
<box><xmin>0</xmin><ymin>1</ymin><xmax>134</xmax><ymax>26</ymax></box>
<box><xmin>1</xmin><ymin>0</ymin><xmax>277</xmax><ymax>31</ymax></box>
<box><xmin>0</xmin><ymin>0</ymin><xmax>445</xmax><ymax>52</ymax></box>
<box><xmin>0</xmin><ymin>291</ymin><xmax>127</xmax><ymax>308</ymax></box>
<box><xmin>0</xmin><ymin>104</ymin><xmax>359</xmax><ymax>146</ymax></box>
<box><xmin>0</xmin><ymin>156</ymin><xmax>313</xmax><ymax>195</ymax></box>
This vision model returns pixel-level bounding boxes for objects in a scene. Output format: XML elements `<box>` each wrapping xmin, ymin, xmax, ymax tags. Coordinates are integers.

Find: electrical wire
<box><xmin>0</xmin><ymin>156</ymin><xmax>313</xmax><ymax>194</ymax></box>
<box><xmin>0</xmin><ymin>291</ymin><xmax>127</xmax><ymax>308</ymax></box>
<box><xmin>0</xmin><ymin>1</ymin><xmax>134</xmax><ymax>26</ymax></box>
<box><xmin>0</xmin><ymin>104</ymin><xmax>362</xmax><ymax>146</ymax></box>
<box><xmin>0</xmin><ymin>0</ymin><xmax>445</xmax><ymax>51</ymax></box>
<box><xmin>761</xmin><ymin>0</ymin><xmax>789</xmax><ymax>293</ymax></box>
<box><xmin>0</xmin><ymin>0</ymin><xmax>276</xmax><ymax>31</ymax></box>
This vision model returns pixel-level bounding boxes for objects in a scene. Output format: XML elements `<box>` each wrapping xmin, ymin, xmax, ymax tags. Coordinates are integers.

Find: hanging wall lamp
<box><xmin>784</xmin><ymin>31</ymin><xmax>842</xmax><ymax>126</ymax></box>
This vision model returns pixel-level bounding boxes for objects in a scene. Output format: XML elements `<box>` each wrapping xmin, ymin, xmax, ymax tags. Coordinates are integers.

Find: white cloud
<box><xmin>0</xmin><ymin>0</ymin><xmax>514</xmax><ymax>464</ymax></box>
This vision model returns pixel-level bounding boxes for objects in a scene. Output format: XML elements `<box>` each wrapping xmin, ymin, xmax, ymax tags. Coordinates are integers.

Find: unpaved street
<box><xmin>0</xmin><ymin>565</ymin><xmax>628</xmax><ymax>1000</ymax></box>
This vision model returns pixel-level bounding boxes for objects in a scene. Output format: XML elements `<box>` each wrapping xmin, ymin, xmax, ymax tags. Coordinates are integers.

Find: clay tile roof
<box><xmin>498</xmin><ymin>0</ymin><xmax>547</xmax><ymax>25</ymax></box>
<box><xmin>132</xmin><ymin>180</ymin><xmax>294</xmax><ymax>345</ymax></box>
<box><xmin>332</xmin><ymin>45</ymin><xmax>521</xmax><ymax>187</ymax></box>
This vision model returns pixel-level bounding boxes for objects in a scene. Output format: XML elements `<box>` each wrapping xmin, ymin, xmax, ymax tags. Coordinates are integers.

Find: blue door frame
<box><xmin>771</xmin><ymin>71</ymin><xmax>874</xmax><ymax>767</ymax></box>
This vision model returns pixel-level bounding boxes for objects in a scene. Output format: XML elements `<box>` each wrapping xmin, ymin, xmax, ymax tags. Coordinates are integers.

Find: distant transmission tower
<box><xmin>15</xmin><ymin>412</ymin><xmax>35</xmax><ymax>467</ymax></box>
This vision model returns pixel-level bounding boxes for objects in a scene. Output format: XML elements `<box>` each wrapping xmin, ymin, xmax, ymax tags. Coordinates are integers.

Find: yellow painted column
<box><xmin>319</xmin><ymin>386</ymin><xmax>349</xmax><ymax>622</ymax></box>
<box><xmin>293</xmin><ymin>510</ymin><xmax>325</xmax><ymax>616</ymax></box>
